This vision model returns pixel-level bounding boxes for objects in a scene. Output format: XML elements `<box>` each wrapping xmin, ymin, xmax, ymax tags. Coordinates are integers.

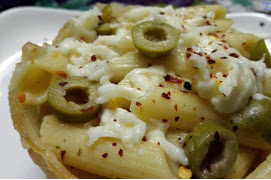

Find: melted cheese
<box><xmin>88</xmin><ymin>108</ymin><xmax>146</xmax><ymax>146</ymax></box>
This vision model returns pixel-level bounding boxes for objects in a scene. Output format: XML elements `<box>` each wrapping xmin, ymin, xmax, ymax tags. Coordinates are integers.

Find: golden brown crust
<box><xmin>9</xmin><ymin>65</ymin><xmax>77</xmax><ymax>178</ymax></box>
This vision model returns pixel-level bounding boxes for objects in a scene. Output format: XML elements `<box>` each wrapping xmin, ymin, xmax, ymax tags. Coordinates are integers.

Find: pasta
<box><xmin>8</xmin><ymin>2</ymin><xmax>271</xmax><ymax>179</ymax></box>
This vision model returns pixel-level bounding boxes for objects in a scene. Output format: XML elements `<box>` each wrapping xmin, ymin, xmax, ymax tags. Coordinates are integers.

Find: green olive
<box><xmin>96</xmin><ymin>23</ymin><xmax>115</xmax><ymax>35</ymax></box>
<box><xmin>242</xmin><ymin>98</ymin><xmax>271</xmax><ymax>144</ymax></box>
<box><xmin>48</xmin><ymin>76</ymin><xmax>100</xmax><ymax>123</ymax></box>
<box><xmin>131</xmin><ymin>21</ymin><xmax>179</xmax><ymax>58</ymax></box>
<box><xmin>101</xmin><ymin>4</ymin><xmax>112</xmax><ymax>23</ymax></box>
<box><xmin>183</xmin><ymin>122</ymin><xmax>238</xmax><ymax>179</ymax></box>
<box><xmin>250</xmin><ymin>39</ymin><xmax>271</xmax><ymax>68</ymax></box>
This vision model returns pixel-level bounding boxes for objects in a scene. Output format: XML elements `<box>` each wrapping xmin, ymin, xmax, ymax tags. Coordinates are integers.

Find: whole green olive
<box><xmin>131</xmin><ymin>21</ymin><xmax>179</xmax><ymax>58</ymax></box>
<box><xmin>183</xmin><ymin>122</ymin><xmax>238</xmax><ymax>179</ymax></box>
<box><xmin>48</xmin><ymin>76</ymin><xmax>100</xmax><ymax>123</ymax></box>
<box><xmin>242</xmin><ymin>98</ymin><xmax>271</xmax><ymax>144</ymax></box>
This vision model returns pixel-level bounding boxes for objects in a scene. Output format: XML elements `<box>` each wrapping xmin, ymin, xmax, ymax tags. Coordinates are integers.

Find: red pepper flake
<box><xmin>142</xmin><ymin>136</ymin><xmax>147</xmax><ymax>141</ymax></box>
<box><xmin>200</xmin><ymin>117</ymin><xmax>205</xmax><ymax>120</ymax></box>
<box><xmin>161</xmin><ymin>92</ymin><xmax>171</xmax><ymax>99</ymax></box>
<box><xmin>80</xmin><ymin>37</ymin><xmax>86</xmax><ymax>41</ymax></box>
<box><xmin>211</xmin><ymin>49</ymin><xmax>217</xmax><ymax>53</ymax></box>
<box><xmin>98</xmin><ymin>15</ymin><xmax>102</xmax><ymax>21</ymax></box>
<box><xmin>113</xmin><ymin>119</ymin><xmax>117</xmax><ymax>122</ymax></box>
<box><xmin>209</xmin><ymin>33</ymin><xmax>218</xmax><ymax>38</ymax></box>
<box><xmin>186</xmin><ymin>53</ymin><xmax>191</xmax><ymax>59</ymax></box>
<box><xmin>152</xmin><ymin>99</ymin><xmax>156</xmax><ymax>103</ymax></box>
<box><xmin>157</xmin><ymin>142</ymin><xmax>160</xmax><ymax>146</ymax></box>
<box><xmin>193</xmin><ymin>66</ymin><xmax>198</xmax><ymax>70</ymax></box>
<box><xmin>160</xmin><ymin>12</ymin><xmax>165</xmax><ymax>15</ymax></box>
<box><xmin>79</xmin><ymin>66</ymin><xmax>83</xmax><ymax>68</ymax></box>
<box><xmin>206</xmin><ymin>21</ymin><xmax>211</xmax><ymax>26</ymax></box>
<box><xmin>186</xmin><ymin>47</ymin><xmax>193</xmax><ymax>52</ymax></box>
<box><xmin>118</xmin><ymin>149</ymin><xmax>123</xmax><ymax>157</ymax></box>
<box><xmin>174</xmin><ymin>104</ymin><xmax>178</xmax><ymax>111</ymax></box>
<box><xmin>91</xmin><ymin>55</ymin><xmax>97</xmax><ymax>62</ymax></box>
<box><xmin>56</xmin><ymin>71</ymin><xmax>67</xmax><ymax>78</ymax></box>
<box><xmin>208</xmin><ymin>59</ymin><xmax>216</xmax><ymax>64</ymax></box>
<box><xmin>220</xmin><ymin>57</ymin><xmax>228</xmax><ymax>59</ymax></box>
<box><xmin>222</xmin><ymin>34</ymin><xmax>225</xmax><ymax>38</ymax></box>
<box><xmin>112</xmin><ymin>143</ymin><xmax>117</xmax><ymax>146</ymax></box>
<box><xmin>208</xmin><ymin>41</ymin><xmax>213</xmax><ymax>45</ymax></box>
<box><xmin>102</xmin><ymin>153</ymin><xmax>108</xmax><ymax>158</ymax></box>
<box><xmin>221</xmin><ymin>40</ymin><xmax>227</xmax><ymax>43</ymax></box>
<box><xmin>229</xmin><ymin>53</ymin><xmax>239</xmax><ymax>58</ymax></box>
<box><xmin>251</xmin><ymin>68</ymin><xmax>257</xmax><ymax>77</ymax></box>
<box><xmin>210</xmin><ymin>74</ymin><xmax>213</xmax><ymax>78</ymax></box>
<box><xmin>167</xmin><ymin>91</ymin><xmax>171</xmax><ymax>96</ymax></box>
<box><xmin>137</xmin><ymin>88</ymin><xmax>141</xmax><ymax>90</ymax></box>
<box><xmin>194</xmin><ymin>51</ymin><xmax>203</xmax><ymax>56</ymax></box>
<box><xmin>164</xmin><ymin>75</ymin><xmax>182</xmax><ymax>84</ymax></box>
<box><xmin>223</xmin><ymin>46</ymin><xmax>228</xmax><ymax>50</ymax></box>
<box><xmin>184</xmin><ymin>81</ymin><xmax>192</xmax><ymax>90</ymax></box>
<box><xmin>136</xmin><ymin>102</ymin><xmax>142</xmax><ymax>106</ymax></box>
<box><xmin>175</xmin><ymin>116</ymin><xmax>179</xmax><ymax>122</ymax></box>
<box><xmin>203</xmin><ymin>15</ymin><xmax>207</xmax><ymax>19</ymax></box>
<box><xmin>81</xmin><ymin>106</ymin><xmax>94</xmax><ymax>113</ymax></box>
<box><xmin>56</xmin><ymin>45</ymin><xmax>59</xmax><ymax>48</ymax></box>
<box><xmin>18</xmin><ymin>92</ymin><xmax>26</xmax><ymax>103</ymax></box>
<box><xmin>223</xmin><ymin>74</ymin><xmax>228</xmax><ymax>78</ymax></box>
<box><xmin>61</xmin><ymin>151</ymin><xmax>66</xmax><ymax>161</ymax></box>
<box><xmin>58</xmin><ymin>81</ymin><xmax>68</xmax><ymax>87</ymax></box>
<box><xmin>162</xmin><ymin>119</ymin><xmax>168</xmax><ymax>123</ymax></box>
<box><xmin>159</xmin><ymin>84</ymin><xmax>164</xmax><ymax>87</ymax></box>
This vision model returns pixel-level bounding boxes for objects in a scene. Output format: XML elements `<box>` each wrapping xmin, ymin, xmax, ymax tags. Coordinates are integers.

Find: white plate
<box><xmin>0</xmin><ymin>7</ymin><xmax>270</xmax><ymax>179</ymax></box>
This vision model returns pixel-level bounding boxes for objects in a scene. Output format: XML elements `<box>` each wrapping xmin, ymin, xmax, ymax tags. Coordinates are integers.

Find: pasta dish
<box><xmin>8</xmin><ymin>3</ymin><xmax>271</xmax><ymax>179</ymax></box>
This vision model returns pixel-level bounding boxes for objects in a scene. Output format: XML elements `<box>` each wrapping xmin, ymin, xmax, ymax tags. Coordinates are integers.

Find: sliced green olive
<box><xmin>101</xmin><ymin>4</ymin><xmax>112</xmax><ymax>23</ymax></box>
<box><xmin>242</xmin><ymin>98</ymin><xmax>271</xmax><ymax>144</ymax></box>
<box><xmin>183</xmin><ymin>122</ymin><xmax>238</xmax><ymax>179</ymax></box>
<box><xmin>131</xmin><ymin>21</ymin><xmax>179</xmax><ymax>58</ymax></box>
<box><xmin>250</xmin><ymin>39</ymin><xmax>271</xmax><ymax>68</ymax></box>
<box><xmin>48</xmin><ymin>76</ymin><xmax>100</xmax><ymax>123</ymax></box>
<box><xmin>96</xmin><ymin>23</ymin><xmax>115</xmax><ymax>35</ymax></box>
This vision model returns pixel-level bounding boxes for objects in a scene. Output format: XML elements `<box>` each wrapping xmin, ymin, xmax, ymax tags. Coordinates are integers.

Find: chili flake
<box><xmin>61</xmin><ymin>151</ymin><xmax>66</xmax><ymax>161</ymax></box>
<box><xmin>18</xmin><ymin>92</ymin><xmax>26</xmax><ymax>103</ymax></box>
<box><xmin>118</xmin><ymin>149</ymin><xmax>123</xmax><ymax>157</ymax></box>
<box><xmin>162</xmin><ymin>119</ymin><xmax>168</xmax><ymax>123</ymax></box>
<box><xmin>211</xmin><ymin>49</ymin><xmax>217</xmax><ymax>53</ymax></box>
<box><xmin>161</xmin><ymin>92</ymin><xmax>171</xmax><ymax>99</ymax></box>
<box><xmin>164</xmin><ymin>75</ymin><xmax>182</xmax><ymax>84</ymax></box>
<box><xmin>186</xmin><ymin>53</ymin><xmax>192</xmax><ymax>59</ymax></box>
<box><xmin>220</xmin><ymin>57</ymin><xmax>228</xmax><ymax>59</ymax></box>
<box><xmin>136</xmin><ymin>102</ymin><xmax>142</xmax><ymax>106</ymax></box>
<box><xmin>91</xmin><ymin>55</ymin><xmax>97</xmax><ymax>61</ymax></box>
<box><xmin>102</xmin><ymin>153</ymin><xmax>108</xmax><ymax>158</ymax></box>
<box><xmin>58</xmin><ymin>81</ymin><xmax>68</xmax><ymax>87</ymax></box>
<box><xmin>174</xmin><ymin>104</ymin><xmax>178</xmax><ymax>111</ymax></box>
<box><xmin>208</xmin><ymin>59</ymin><xmax>216</xmax><ymax>64</ymax></box>
<box><xmin>175</xmin><ymin>116</ymin><xmax>180</xmax><ymax>122</ymax></box>
<box><xmin>112</xmin><ymin>143</ymin><xmax>117</xmax><ymax>146</ymax></box>
<box><xmin>229</xmin><ymin>53</ymin><xmax>239</xmax><ymax>58</ymax></box>
<box><xmin>56</xmin><ymin>71</ymin><xmax>67</xmax><ymax>78</ymax></box>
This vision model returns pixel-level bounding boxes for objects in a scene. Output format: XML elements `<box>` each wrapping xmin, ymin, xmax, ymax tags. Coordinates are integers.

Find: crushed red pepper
<box><xmin>56</xmin><ymin>71</ymin><xmax>67</xmax><ymax>78</ymax></box>
<box><xmin>61</xmin><ymin>151</ymin><xmax>66</xmax><ymax>161</ymax></box>
<box><xmin>229</xmin><ymin>53</ymin><xmax>239</xmax><ymax>58</ymax></box>
<box><xmin>174</xmin><ymin>104</ymin><xmax>178</xmax><ymax>111</ymax></box>
<box><xmin>161</xmin><ymin>92</ymin><xmax>171</xmax><ymax>99</ymax></box>
<box><xmin>91</xmin><ymin>55</ymin><xmax>97</xmax><ymax>61</ymax></box>
<box><xmin>59</xmin><ymin>81</ymin><xmax>68</xmax><ymax>87</ymax></box>
<box><xmin>175</xmin><ymin>116</ymin><xmax>179</xmax><ymax>122</ymax></box>
<box><xmin>136</xmin><ymin>102</ymin><xmax>142</xmax><ymax>106</ymax></box>
<box><xmin>118</xmin><ymin>149</ymin><xmax>123</xmax><ymax>157</ymax></box>
<box><xmin>162</xmin><ymin>119</ymin><xmax>168</xmax><ymax>123</ymax></box>
<box><xmin>18</xmin><ymin>92</ymin><xmax>26</xmax><ymax>103</ymax></box>
<box><xmin>164</xmin><ymin>75</ymin><xmax>182</xmax><ymax>84</ymax></box>
<box><xmin>102</xmin><ymin>153</ymin><xmax>108</xmax><ymax>158</ymax></box>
